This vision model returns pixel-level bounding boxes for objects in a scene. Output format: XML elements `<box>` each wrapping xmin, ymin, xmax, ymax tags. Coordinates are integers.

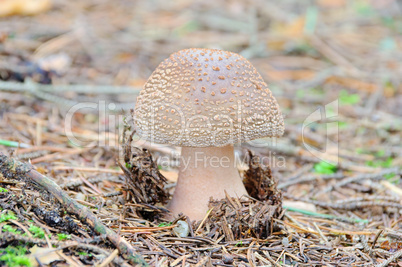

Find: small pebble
<box><xmin>173</xmin><ymin>220</ymin><xmax>189</xmax><ymax>237</ymax></box>
<box><xmin>75</xmin><ymin>193</ymin><xmax>86</xmax><ymax>201</ymax></box>
<box><xmin>282</xmin><ymin>237</ymin><xmax>290</xmax><ymax>247</ymax></box>
<box><xmin>222</xmin><ymin>253</ymin><xmax>234</xmax><ymax>264</ymax></box>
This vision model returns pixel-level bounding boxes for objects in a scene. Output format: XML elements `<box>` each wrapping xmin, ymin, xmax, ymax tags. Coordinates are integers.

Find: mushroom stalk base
<box><xmin>168</xmin><ymin>145</ymin><xmax>248</xmax><ymax>220</ymax></box>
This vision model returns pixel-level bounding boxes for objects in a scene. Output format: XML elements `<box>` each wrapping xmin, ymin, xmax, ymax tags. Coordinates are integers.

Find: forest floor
<box><xmin>0</xmin><ymin>0</ymin><xmax>401</xmax><ymax>266</ymax></box>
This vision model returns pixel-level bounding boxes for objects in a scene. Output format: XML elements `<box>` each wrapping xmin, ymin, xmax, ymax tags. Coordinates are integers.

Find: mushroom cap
<box><xmin>134</xmin><ymin>48</ymin><xmax>284</xmax><ymax>147</ymax></box>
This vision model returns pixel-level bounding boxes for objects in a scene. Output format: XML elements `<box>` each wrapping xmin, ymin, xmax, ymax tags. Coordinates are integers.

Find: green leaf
<box><xmin>283</xmin><ymin>205</ymin><xmax>368</xmax><ymax>223</ymax></box>
<box><xmin>57</xmin><ymin>233</ymin><xmax>71</xmax><ymax>241</ymax></box>
<box><xmin>376</xmin><ymin>150</ymin><xmax>386</xmax><ymax>157</ymax></box>
<box><xmin>354</xmin><ymin>0</ymin><xmax>375</xmax><ymax>16</ymax></box>
<box><xmin>366</xmin><ymin>157</ymin><xmax>393</xmax><ymax>168</ymax></box>
<box><xmin>0</xmin><ymin>246</ymin><xmax>32</xmax><ymax>267</ymax></box>
<box><xmin>78</xmin><ymin>251</ymin><xmax>92</xmax><ymax>257</ymax></box>
<box><xmin>296</xmin><ymin>89</ymin><xmax>305</xmax><ymax>98</ymax></box>
<box><xmin>173</xmin><ymin>20</ymin><xmax>200</xmax><ymax>36</ymax></box>
<box><xmin>0</xmin><ymin>187</ymin><xmax>8</xmax><ymax>193</ymax></box>
<box><xmin>2</xmin><ymin>225</ymin><xmax>22</xmax><ymax>235</ymax></box>
<box><xmin>29</xmin><ymin>225</ymin><xmax>45</xmax><ymax>239</ymax></box>
<box><xmin>314</xmin><ymin>161</ymin><xmax>337</xmax><ymax>174</ymax></box>
<box><xmin>235</xmin><ymin>240</ymin><xmax>243</xmax><ymax>247</ymax></box>
<box><xmin>157</xmin><ymin>222</ymin><xmax>172</xmax><ymax>227</ymax></box>
<box><xmin>356</xmin><ymin>148</ymin><xmax>365</xmax><ymax>154</ymax></box>
<box><xmin>304</xmin><ymin>6</ymin><xmax>318</xmax><ymax>35</ymax></box>
<box><xmin>0</xmin><ymin>139</ymin><xmax>30</xmax><ymax>148</ymax></box>
<box><xmin>0</xmin><ymin>211</ymin><xmax>17</xmax><ymax>223</ymax></box>
<box><xmin>338</xmin><ymin>121</ymin><xmax>349</xmax><ymax>129</ymax></box>
<box><xmin>339</xmin><ymin>90</ymin><xmax>360</xmax><ymax>105</ymax></box>
<box><xmin>384</xmin><ymin>173</ymin><xmax>399</xmax><ymax>184</ymax></box>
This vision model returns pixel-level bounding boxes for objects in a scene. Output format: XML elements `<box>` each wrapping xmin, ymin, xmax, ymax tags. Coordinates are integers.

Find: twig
<box><xmin>61</xmin><ymin>175</ymin><xmax>122</xmax><ymax>189</ymax></box>
<box><xmin>283</xmin><ymin>204</ymin><xmax>368</xmax><ymax>223</ymax></box>
<box><xmin>360</xmin><ymin>234</ymin><xmax>371</xmax><ymax>253</ymax></box>
<box><xmin>374</xmin><ymin>249</ymin><xmax>402</xmax><ymax>267</ymax></box>
<box><xmin>371</xmin><ymin>230</ymin><xmax>383</xmax><ymax>250</ymax></box>
<box><xmin>286</xmin><ymin>197</ymin><xmax>402</xmax><ymax>211</ymax></box>
<box><xmin>321</xmin><ymin>167</ymin><xmax>401</xmax><ymax>193</ymax></box>
<box><xmin>0</xmin><ymin>80</ymin><xmax>140</xmax><ymax>94</ymax></box>
<box><xmin>0</xmin><ymin>153</ymin><xmax>148</xmax><ymax>267</ymax></box>
<box><xmin>309</xmin><ymin>35</ymin><xmax>362</xmax><ymax>76</ymax></box>
<box><xmin>0</xmin><ymin>230</ymin><xmax>127</xmax><ymax>266</ymax></box>
<box><xmin>334</xmin><ymin>196</ymin><xmax>400</xmax><ymax>204</ymax></box>
<box><xmin>278</xmin><ymin>173</ymin><xmax>344</xmax><ymax>189</ymax></box>
<box><xmin>0</xmin><ymin>231</ymin><xmax>51</xmax><ymax>246</ymax></box>
<box><xmin>0</xmin><ymin>80</ymin><xmax>140</xmax><ymax>110</ymax></box>
<box><xmin>97</xmin><ymin>249</ymin><xmax>119</xmax><ymax>267</ymax></box>
<box><xmin>387</xmin><ymin>230</ymin><xmax>402</xmax><ymax>240</ymax></box>
<box><xmin>262</xmin><ymin>250</ymin><xmax>281</xmax><ymax>267</ymax></box>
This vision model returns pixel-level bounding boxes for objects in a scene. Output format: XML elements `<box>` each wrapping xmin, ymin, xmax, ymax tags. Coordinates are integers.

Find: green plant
<box><xmin>2</xmin><ymin>225</ymin><xmax>22</xmax><ymax>235</ymax></box>
<box><xmin>0</xmin><ymin>139</ymin><xmax>29</xmax><ymax>148</ymax></box>
<box><xmin>157</xmin><ymin>222</ymin><xmax>172</xmax><ymax>227</ymax></box>
<box><xmin>0</xmin><ymin>187</ymin><xmax>8</xmax><ymax>193</ymax></box>
<box><xmin>0</xmin><ymin>211</ymin><xmax>17</xmax><ymax>223</ymax></box>
<box><xmin>339</xmin><ymin>90</ymin><xmax>360</xmax><ymax>105</ymax></box>
<box><xmin>338</xmin><ymin>121</ymin><xmax>349</xmax><ymax>129</ymax></box>
<box><xmin>0</xmin><ymin>246</ymin><xmax>32</xmax><ymax>267</ymax></box>
<box><xmin>384</xmin><ymin>173</ymin><xmax>399</xmax><ymax>184</ymax></box>
<box><xmin>173</xmin><ymin>20</ymin><xmax>199</xmax><ymax>36</ymax></box>
<box><xmin>353</xmin><ymin>0</ymin><xmax>375</xmax><ymax>16</ymax></box>
<box><xmin>355</xmin><ymin>148</ymin><xmax>365</xmax><ymax>154</ymax></box>
<box><xmin>29</xmin><ymin>225</ymin><xmax>45</xmax><ymax>239</ymax></box>
<box><xmin>304</xmin><ymin>6</ymin><xmax>318</xmax><ymax>35</ymax></box>
<box><xmin>287</xmin><ymin>41</ymin><xmax>318</xmax><ymax>56</ymax></box>
<box><xmin>235</xmin><ymin>240</ymin><xmax>243</xmax><ymax>247</ymax></box>
<box><xmin>314</xmin><ymin>161</ymin><xmax>337</xmax><ymax>174</ymax></box>
<box><xmin>78</xmin><ymin>251</ymin><xmax>92</xmax><ymax>257</ymax></box>
<box><xmin>366</xmin><ymin>157</ymin><xmax>393</xmax><ymax>168</ymax></box>
<box><xmin>57</xmin><ymin>233</ymin><xmax>71</xmax><ymax>241</ymax></box>
<box><xmin>296</xmin><ymin>89</ymin><xmax>305</xmax><ymax>98</ymax></box>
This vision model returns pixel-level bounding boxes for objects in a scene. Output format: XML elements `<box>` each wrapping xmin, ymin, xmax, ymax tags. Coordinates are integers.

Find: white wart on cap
<box><xmin>134</xmin><ymin>48</ymin><xmax>284</xmax><ymax>147</ymax></box>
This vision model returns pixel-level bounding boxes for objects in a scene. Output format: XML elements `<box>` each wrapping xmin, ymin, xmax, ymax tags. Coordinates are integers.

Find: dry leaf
<box><xmin>29</xmin><ymin>245</ymin><xmax>62</xmax><ymax>266</ymax></box>
<box><xmin>326</xmin><ymin>76</ymin><xmax>377</xmax><ymax>93</ymax></box>
<box><xmin>0</xmin><ymin>0</ymin><xmax>51</xmax><ymax>17</ymax></box>
<box><xmin>272</xmin><ymin>16</ymin><xmax>306</xmax><ymax>39</ymax></box>
<box><xmin>267</xmin><ymin>69</ymin><xmax>316</xmax><ymax>81</ymax></box>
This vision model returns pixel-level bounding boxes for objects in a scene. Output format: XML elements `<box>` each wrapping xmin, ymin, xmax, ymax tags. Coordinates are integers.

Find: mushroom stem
<box><xmin>168</xmin><ymin>145</ymin><xmax>248</xmax><ymax>220</ymax></box>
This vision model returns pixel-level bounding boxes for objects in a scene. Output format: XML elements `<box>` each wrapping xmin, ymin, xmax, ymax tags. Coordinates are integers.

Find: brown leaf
<box><xmin>29</xmin><ymin>245</ymin><xmax>62</xmax><ymax>266</ymax></box>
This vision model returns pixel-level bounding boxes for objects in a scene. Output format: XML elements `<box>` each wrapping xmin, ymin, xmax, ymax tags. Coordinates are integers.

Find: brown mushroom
<box><xmin>134</xmin><ymin>48</ymin><xmax>284</xmax><ymax>220</ymax></box>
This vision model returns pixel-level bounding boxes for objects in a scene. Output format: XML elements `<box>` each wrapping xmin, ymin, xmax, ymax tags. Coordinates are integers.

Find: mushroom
<box><xmin>134</xmin><ymin>48</ymin><xmax>284</xmax><ymax>220</ymax></box>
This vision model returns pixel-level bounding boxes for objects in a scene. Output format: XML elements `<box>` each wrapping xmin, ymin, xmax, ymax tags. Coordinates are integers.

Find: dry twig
<box><xmin>0</xmin><ymin>153</ymin><xmax>147</xmax><ymax>267</ymax></box>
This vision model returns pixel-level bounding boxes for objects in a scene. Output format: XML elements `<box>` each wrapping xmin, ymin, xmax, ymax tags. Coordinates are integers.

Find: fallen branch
<box><xmin>0</xmin><ymin>153</ymin><xmax>148</xmax><ymax>267</ymax></box>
